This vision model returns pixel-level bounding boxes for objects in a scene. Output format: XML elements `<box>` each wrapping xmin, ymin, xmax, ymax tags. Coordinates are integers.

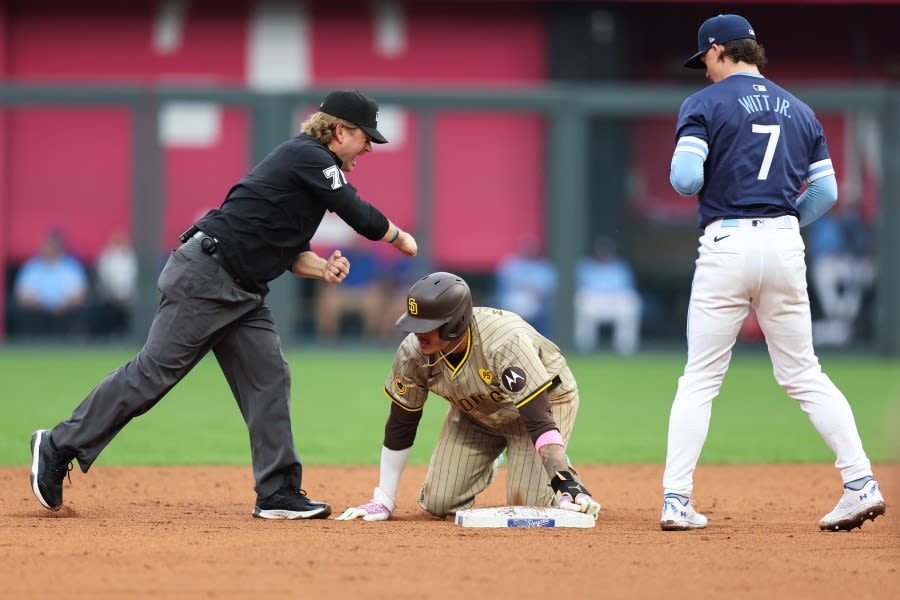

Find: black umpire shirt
<box><xmin>195</xmin><ymin>133</ymin><xmax>390</xmax><ymax>295</ymax></box>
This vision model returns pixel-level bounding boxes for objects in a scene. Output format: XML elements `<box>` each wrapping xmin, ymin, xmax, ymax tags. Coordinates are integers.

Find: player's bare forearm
<box><xmin>540</xmin><ymin>442</ymin><xmax>601</xmax><ymax>517</ymax></box>
<box><xmin>538</xmin><ymin>443</ymin><xmax>569</xmax><ymax>477</ymax></box>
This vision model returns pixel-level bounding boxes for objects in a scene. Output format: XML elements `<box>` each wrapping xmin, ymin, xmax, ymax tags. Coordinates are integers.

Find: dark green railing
<box><xmin>2</xmin><ymin>83</ymin><xmax>897</xmax><ymax>354</ymax></box>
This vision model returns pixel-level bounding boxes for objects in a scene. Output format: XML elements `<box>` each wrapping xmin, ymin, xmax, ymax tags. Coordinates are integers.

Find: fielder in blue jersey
<box><xmin>660</xmin><ymin>14</ymin><xmax>885</xmax><ymax>532</ymax></box>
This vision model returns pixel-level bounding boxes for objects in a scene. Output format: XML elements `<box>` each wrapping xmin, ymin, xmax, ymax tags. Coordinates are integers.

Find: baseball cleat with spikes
<box><xmin>660</xmin><ymin>494</ymin><xmax>708</xmax><ymax>531</ymax></box>
<box><xmin>819</xmin><ymin>479</ymin><xmax>885</xmax><ymax>531</ymax></box>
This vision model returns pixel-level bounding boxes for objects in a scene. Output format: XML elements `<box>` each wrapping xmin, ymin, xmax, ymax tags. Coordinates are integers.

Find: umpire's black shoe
<box><xmin>30</xmin><ymin>429</ymin><xmax>74</xmax><ymax>511</ymax></box>
<box><xmin>252</xmin><ymin>488</ymin><xmax>332</xmax><ymax>520</ymax></box>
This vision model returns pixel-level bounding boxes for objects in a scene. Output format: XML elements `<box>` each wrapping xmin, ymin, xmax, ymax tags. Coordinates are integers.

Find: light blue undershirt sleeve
<box><xmin>670</xmin><ymin>134</ymin><xmax>707</xmax><ymax>196</ymax></box>
<box><xmin>796</xmin><ymin>174</ymin><xmax>838</xmax><ymax>227</ymax></box>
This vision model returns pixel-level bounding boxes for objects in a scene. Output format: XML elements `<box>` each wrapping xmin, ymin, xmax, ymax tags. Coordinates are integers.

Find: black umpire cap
<box><xmin>320</xmin><ymin>90</ymin><xmax>388</xmax><ymax>144</ymax></box>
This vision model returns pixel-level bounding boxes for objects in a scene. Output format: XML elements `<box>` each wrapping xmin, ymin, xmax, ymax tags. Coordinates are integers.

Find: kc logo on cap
<box><xmin>320</xmin><ymin>90</ymin><xmax>388</xmax><ymax>144</ymax></box>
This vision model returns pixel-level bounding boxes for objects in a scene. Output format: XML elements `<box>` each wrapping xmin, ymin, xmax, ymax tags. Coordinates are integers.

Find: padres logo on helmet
<box><xmin>395</xmin><ymin>272</ymin><xmax>473</xmax><ymax>341</ymax></box>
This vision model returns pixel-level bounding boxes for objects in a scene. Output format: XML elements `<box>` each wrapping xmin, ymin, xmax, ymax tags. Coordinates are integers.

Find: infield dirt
<box><xmin>2</xmin><ymin>463</ymin><xmax>897</xmax><ymax>599</ymax></box>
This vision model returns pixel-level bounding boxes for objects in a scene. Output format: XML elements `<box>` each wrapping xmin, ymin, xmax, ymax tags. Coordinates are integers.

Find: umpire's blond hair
<box><xmin>300</xmin><ymin>112</ymin><xmax>361</xmax><ymax>145</ymax></box>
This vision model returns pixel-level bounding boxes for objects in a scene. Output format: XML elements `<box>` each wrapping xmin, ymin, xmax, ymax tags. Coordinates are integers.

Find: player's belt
<box><xmin>719</xmin><ymin>216</ymin><xmax>794</xmax><ymax>229</ymax></box>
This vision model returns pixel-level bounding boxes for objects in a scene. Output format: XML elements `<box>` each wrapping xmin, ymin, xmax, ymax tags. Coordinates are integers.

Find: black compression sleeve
<box><xmin>516</xmin><ymin>390</ymin><xmax>557</xmax><ymax>444</ymax></box>
<box><xmin>383</xmin><ymin>402</ymin><xmax>423</xmax><ymax>450</ymax></box>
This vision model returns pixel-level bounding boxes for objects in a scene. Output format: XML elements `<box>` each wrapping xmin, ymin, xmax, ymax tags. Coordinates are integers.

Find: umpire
<box><xmin>30</xmin><ymin>90</ymin><xmax>417</xmax><ymax>520</ymax></box>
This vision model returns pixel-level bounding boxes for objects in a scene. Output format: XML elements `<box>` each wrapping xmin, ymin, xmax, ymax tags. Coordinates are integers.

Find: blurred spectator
<box><xmin>374</xmin><ymin>251</ymin><xmax>418</xmax><ymax>340</ymax></box>
<box><xmin>10</xmin><ymin>229</ymin><xmax>88</xmax><ymax>338</ymax></box>
<box><xmin>494</xmin><ymin>234</ymin><xmax>557</xmax><ymax>335</ymax></box>
<box><xmin>807</xmin><ymin>205</ymin><xmax>875</xmax><ymax>346</ymax></box>
<box><xmin>315</xmin><ymin>241</ymin><xmax>390</xmax><ymax>342</ymax></box>
<box><xmin>89</xmin><ymin>229</ymin><xmax>137</xmax><ymax>337</ymax></box>
<box><xmin>574</xmin><ymin>235</ymin><xmax>642</xmax><ymax>355</ymax></box>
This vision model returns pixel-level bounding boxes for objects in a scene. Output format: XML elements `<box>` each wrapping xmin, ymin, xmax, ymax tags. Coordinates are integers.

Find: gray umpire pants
<box><xmin>50</xmin><ymin>238</ymin><xmax>302</xmax><ymax>499</ymax></box>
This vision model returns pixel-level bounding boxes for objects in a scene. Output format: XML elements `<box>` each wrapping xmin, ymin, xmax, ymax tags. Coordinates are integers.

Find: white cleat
<box><xmin>819</xmin><ymin>479</ymin><xmax>885</xmax><ymax>532</ymax></box>
<box><xmin>660</xmin><ymin>495</ymin><xmax>708</xmax><ymax>531</ymax></box>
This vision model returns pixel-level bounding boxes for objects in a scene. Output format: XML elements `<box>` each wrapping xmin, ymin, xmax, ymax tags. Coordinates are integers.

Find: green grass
<box><xmin>2</xmin><ymin>347</ymin><xmax>897</xmax><ymax>467</ymax></box>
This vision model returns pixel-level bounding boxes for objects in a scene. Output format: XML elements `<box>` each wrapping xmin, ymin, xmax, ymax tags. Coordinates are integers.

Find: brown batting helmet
<box><xmin>395</xmin><ymin>272</ymin><xmax>473</xmax><ymax>340</ymax></box>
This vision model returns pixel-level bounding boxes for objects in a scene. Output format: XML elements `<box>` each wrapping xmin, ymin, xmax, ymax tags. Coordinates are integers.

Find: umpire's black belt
<box><xmin>182</xmin><ymin>228</ymin><xmax>240</xmax><ymax>283</ymax></box>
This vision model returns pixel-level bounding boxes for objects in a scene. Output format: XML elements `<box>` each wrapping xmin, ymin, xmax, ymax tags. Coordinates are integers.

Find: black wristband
<box><xmin>550</xmin><ymin>470</ymin><xmax>591</xmax><ymax>497</ymax></box>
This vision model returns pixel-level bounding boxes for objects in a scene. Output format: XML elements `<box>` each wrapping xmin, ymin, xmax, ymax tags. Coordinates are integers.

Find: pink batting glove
<box><xmin>336</xmin><ymin>487</ymin><xmax>396</xmax><ymax>522</ymax></box>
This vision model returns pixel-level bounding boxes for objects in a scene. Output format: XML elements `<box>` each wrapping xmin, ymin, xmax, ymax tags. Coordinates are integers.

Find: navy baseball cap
<box><xmin>684</xmin><ymin>14</ymin><xmax>756</xmax><ymax>69</ymax></box>
<box><xmin>320</xmin><ymin>90</ymin><xmax>388</xmax><ymax>144</ymax></box>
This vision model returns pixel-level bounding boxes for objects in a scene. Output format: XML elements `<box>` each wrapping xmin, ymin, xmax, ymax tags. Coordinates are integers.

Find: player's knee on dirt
<box><xmin>418</xmin><ymin>487</ymin><xmax>473</xmax><ymax>519</ymax></box>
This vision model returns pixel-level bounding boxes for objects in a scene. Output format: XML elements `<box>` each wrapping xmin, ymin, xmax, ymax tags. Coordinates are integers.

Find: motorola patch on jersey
<box><xmin>500</xmin><ymin>367</ymin><xmax>527</xmax><ymax>393</ymax></box>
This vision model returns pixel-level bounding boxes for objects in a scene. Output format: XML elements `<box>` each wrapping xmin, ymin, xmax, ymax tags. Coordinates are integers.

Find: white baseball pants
<box><xmin>663</xmin><ymin>216</ymin><xmax>873</xmax><ymax>497</ymax></box>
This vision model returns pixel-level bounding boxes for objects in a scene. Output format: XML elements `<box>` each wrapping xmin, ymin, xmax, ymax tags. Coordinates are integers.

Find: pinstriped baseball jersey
<box><xmin>384</xmin><ymin>307</ymin><xmax>576</xmax><ymax>428</ymax></box>
<box><xmin>383</xmin><ymin>307</ymin><xmax>581</xmax><ymax>516</ymax></box>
